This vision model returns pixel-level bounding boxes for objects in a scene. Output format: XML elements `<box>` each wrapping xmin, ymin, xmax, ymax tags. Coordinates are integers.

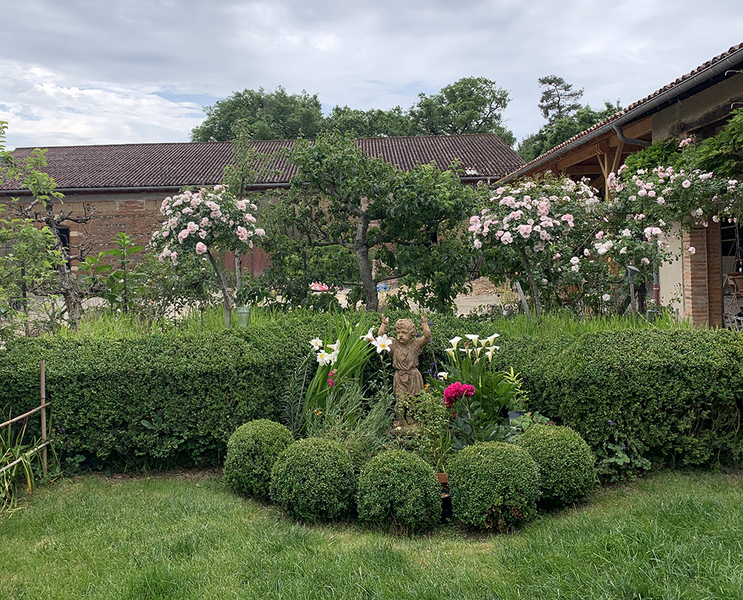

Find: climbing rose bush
<box><xmin>154</xmin><ymin>185</ymin><xmax>265</xmax><ymax>266</ymax></box>
<box><xmin>470</xmin><ymin>175</ymin><xmax>665</xmax><ymax>314</ymax></box>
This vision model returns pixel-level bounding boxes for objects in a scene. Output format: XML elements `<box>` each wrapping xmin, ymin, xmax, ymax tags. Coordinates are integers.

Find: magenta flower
<box><xmin>443</xmin><ymin>382</ymin><xmax>475</xmax><ymax>408</ymax></box>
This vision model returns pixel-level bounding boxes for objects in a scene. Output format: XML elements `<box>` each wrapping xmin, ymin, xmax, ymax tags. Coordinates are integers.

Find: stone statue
<box><xmin>378</xmin><ymin>313</ymin><xmax>431</xmax><ymax>427</ymax></box>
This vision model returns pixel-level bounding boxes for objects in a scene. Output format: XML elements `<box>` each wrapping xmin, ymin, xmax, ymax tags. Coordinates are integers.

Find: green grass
<box><xmin>1</xmin><ymin>471</ymin><xmax>742</xmax><ymax>599</ymax></box>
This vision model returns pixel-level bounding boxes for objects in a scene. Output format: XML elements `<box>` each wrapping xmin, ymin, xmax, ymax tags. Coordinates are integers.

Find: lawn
<box><xmin>1</xmin><ymin>471</ymin><xmax>742</xmax><ymax>600</ymax></box>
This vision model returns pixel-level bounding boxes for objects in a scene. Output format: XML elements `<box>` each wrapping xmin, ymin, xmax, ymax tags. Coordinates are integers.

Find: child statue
<box><xmin>378</xmin><ymin>313</ymin><xmax>431</xmax><ymax>427</ymax></box>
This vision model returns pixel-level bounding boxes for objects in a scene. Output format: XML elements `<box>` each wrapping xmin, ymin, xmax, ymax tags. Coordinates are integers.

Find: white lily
<box><xmin>373</xmin><ymin>334</ymin><xmax>393</xmax><ymax>353</ymax></box>
<box><xmin>327</xmin><ymin>339</ymin><xmax>340</xmax><ymax>352</ymax></box>
<box><xmin>449</xmin><ymin>336</ymin><xmax>463</xmax><ymax>349</ymax></box>
<box><xmin>360</xmin><ymin>328</ymin><xmax>375</xmax><ymax>342</ymax></box>
<box><xmin>437</xmin><ymin>372</ymin><xmax>448</xmax><ymax>380</ymax></box>
<box><xmin>329</xmin><ymin>350</ymin><xmax>339</xmax><ymax>365</ymax></box>
<box><xmin>316</xmin><ymin>350</ymin><xmax>331</xmax><ymax>365</ymax></box>
<box><xmin>310</xmin><ymin>338</ymin><xmax>323</xmax><ymax>351</ymax></box>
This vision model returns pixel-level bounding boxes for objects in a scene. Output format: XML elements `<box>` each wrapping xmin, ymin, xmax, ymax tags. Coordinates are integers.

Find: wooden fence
<box><xmin>0</xmin><ymin>360</ymin><xmax>50</xmax><ymax>478</ymax></box>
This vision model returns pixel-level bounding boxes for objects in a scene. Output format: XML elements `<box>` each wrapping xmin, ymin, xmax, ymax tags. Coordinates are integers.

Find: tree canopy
<box><xmin>191</xmin><ymin>78</ymin><xmax>515</xmax><ymax>146</ymax></box>
<box><xmin>537</xmin><ymin>75</ymin><xmax>584</xmax><ymax>123</ymax></box>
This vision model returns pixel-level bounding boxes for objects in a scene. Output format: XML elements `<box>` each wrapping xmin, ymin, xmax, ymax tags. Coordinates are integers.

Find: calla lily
<box><xmin>438</xmin><ymin>372</ymin><xmax>449</xmax><ymax>380</ymax></box>
<box><xmin>484</xmin><ymin>334</ymin><xmax>500</xmax><ymax>345</ymax></box>
<box><xmin>445</xmin><ymin>347</ymin><xmax>456</xmax><ymax>360</ymax></box>
<box><xmin>465</xmin><ymin>334</ymin><xmax>480</xmax><ymax>342</ymax></box>
<box><xmin>449</xmin><ymin>336</ymin><xmax>463</xmax><ymax>349</ymax></box>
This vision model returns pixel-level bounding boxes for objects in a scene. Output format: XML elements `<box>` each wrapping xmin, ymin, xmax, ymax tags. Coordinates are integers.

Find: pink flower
<box><xmin>682</xmin><ymin>180</ymin><xmax>691</xmax><ymax>188</ymax></box>
<box><xmin>517</xmin><ymin>224</ymin><xmax>532</xmax><ymax>238</ymax></box>
<box><xmin>443</xmin><ymin>382</ymin><xmax>476</xmax><ymax>408</ymax></box>
<box><xmin>310</xmin><ymin>282</ymin><xmax>329</xmax><ymax>292</ymax></box>
<box><xmin>501</xmin><ymin>231</ymin><xmax>513</xmax><ymax>244</ymax></box>
<box><xmin>178</xmin><ymin>229</ymin><xmax>189</xmax><ymax>243</ymax></box>
<box><xmin>688</xmin><ymin>246</ymin><xmax>696</xmax><ymax>255</ymax></box>
<box><xmin>196</xmin><ymin>242</ymin><xmax>207</xmax><ymax>255</ymax></box>
<box><xmin>236</xmin><ymin>226</ymin><xmax>249</xmax><ymax>242</ymax></box>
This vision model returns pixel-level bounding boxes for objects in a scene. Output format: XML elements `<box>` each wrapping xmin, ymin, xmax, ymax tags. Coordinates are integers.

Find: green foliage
<box><xmin>191</xmin><ymin>86</ymin><xmax>325</xmax><ymax>142</ymax></box>
<box><xmin>537</xmin><ymin>75</ymin><xmax>584</xmax><ymax>122</ymax></box>
<box><xmin>269</xmin><ymin>437</ymin><xmax>356</xmax><ymax>522</ymax></box>
<box><xmin>0</xmin><ymin>322</ymin><xmax>318</xmax><ymax>471</ymax></box>
<box><xmin>518</xmin><ymin>102</ymin><xmax>620</xmax><ymax>162</ymax></box>
<box><xmin>410</xmin><ymin>77</ymin><xmax>515</xmax><ymax>145</ymax></box>
<box><xmin>190</xmin><ymin>79</ymin><xmax>515</xmax><ymax>145</ymax></box>
<box><xmin>493</xmin><ymin>329</ymin><xmax>743</xmax><ymax>479</ymax></box>
<box><xmin>357</xmin><ymin>450</ymin><xmax>441</xmax><ymax>534</ymax></box>
<box><xmin>397</xmin><ymin>390</ymin><xmax>452</xmax><ymax>471</ymax></box>
<box><xmin>516</xmin><ymin>425</ymin><xmax>596</xmax><ymax>507</ymax></box>
<box><xmin>448</xmin><ymin>442</ymin><xmax>540</xmax><ymax>531</ymax></box>
<box><xmin>222</xmin><ymin>419</ymin><xmax>294</xmax><ymax>498</ymax></box>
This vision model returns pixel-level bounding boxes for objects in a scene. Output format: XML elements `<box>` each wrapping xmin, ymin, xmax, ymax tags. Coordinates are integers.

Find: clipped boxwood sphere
<box><xmin>270</xmin><ymin>437</ymin><xmax>356</xmax><ymax>522</ymax></box>
<box><xmin>357</xmin><ymin>450</ymin><xmax>441</xmax><ymax>534</ymax></box>
<box><xmin>448</xmin><ymin>442</ymin><xmax>540</xmax><ymax>532</ymax></box>
<box><xmin>223</xmin><ymin>419</ymin><xmax>294</xmax><ymax>498</ymax></box>
<box><xmin>516</xmin><ymin>425</ymin><xmax>595</xmax><ymax>507</ymax></box>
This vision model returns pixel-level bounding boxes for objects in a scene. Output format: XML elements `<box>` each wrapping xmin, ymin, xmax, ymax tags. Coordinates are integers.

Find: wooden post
<box><xmin>40</xmin><ymin>360</ymin><xmax>47</xmax><ymax>478</ymax></box>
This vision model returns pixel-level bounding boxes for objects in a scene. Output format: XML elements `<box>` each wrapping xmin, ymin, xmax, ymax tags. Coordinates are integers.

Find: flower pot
<box><xmin>435</xmin><ymin>472</ymin><xmax>448</xmax><ymax>485</ymax></box>
<box><xmin>236</xmin><ymin>306</ymin><xmax>251</xmax><ymax>328</ymax></box>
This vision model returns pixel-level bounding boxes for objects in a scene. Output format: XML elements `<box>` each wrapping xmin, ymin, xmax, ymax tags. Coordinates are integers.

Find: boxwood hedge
<box><xmin>2</xmin><ymin>312</ymin><xmax>741</xmax><ymax>477</ymax></box>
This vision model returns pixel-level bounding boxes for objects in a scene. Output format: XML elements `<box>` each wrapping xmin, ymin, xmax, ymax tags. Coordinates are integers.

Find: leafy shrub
<box><xmin>495</xmin><ymin>330</ymin><xmax>743</xmax><ymax>479</ymax></box>
<box><xmin>447</xmin><ymin>442</ymin><xmax>540</xmax><ymax>531</ymax></box>
<box><xmin>397</xmin><ymin>391</ymin><xmax>452</xmax><ymax>471</ymax></box>
<box><xmin>269</xmin><ymin>437</ymin><xmax>356</xmax><ymax>522</ymax></box>
<box><xmin>223</xmin><ymin>419</ymin><xmax>294</xmax><ymax>498</ymax></box>
<box><xmin>516</xmin><ymin>425</ymin><xmax>595</xmax><ymax>507</ymax></box>
<box><xmin>357</xmin><ymin>450</ymin><xmax>441</xmax><ymax>534</ymax></box>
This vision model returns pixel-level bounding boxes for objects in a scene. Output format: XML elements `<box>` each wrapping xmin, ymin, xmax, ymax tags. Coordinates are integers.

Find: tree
<box><xmin>324</xmin><ymin>106</ymin><xmax>415</xmax><ymax>138</ymax></box>
<box><xmin>1</xmin><ymin>121</ymin><xmax>95</xmax><ymax>324</ymax></box>
<box><xmin>409</xmin><ymin>77</ymin><xmax>515</xmax><ymax>145</ymax></box>
<box><xmin>261</xmin><ymin>132</ymin><xmax>476</xmax><ymax>313</ymax></box>
<box><xmin>538</xmin><ymin>75</ymin><xmax>584</xmax><ymax>123</ymax></box>
<box><xmin>191</xmin><ymin>86</ymin><xmax>325</xmax><ymax>142</ymax></box>
<box><xmin>518</xmin><ymin>101</ymin><xmax>621</xmax><ymax>162</ymax></box>
<box><xmin>283</xmin><ymin>131</ymin><xmax>395</xmax><ymax>311</ymax></box>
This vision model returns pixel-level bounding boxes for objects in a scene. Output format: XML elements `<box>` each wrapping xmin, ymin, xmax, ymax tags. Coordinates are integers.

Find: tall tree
<box><xmin>191</xmin><ymin>86</ymin><xmax>325</xmax><ymax>142</ymax></box>
<box><xmin>409</xmin><ymin>77</ymin><xmax>515</xmax><ymax>145</ymax></box>
<box><xmin>538</xmin><ymin>75</ymin><xmax>584</xmax><ymax>123</ymax></box>
<box><xmin>324</xmin><ymin>106</ymin><xmax>415</xmax><ymax>138</ymax></box>
<box><xmin>518</xmin><ymin>101</ymin><xmax>621</xmax><ymax>162</ymax></box>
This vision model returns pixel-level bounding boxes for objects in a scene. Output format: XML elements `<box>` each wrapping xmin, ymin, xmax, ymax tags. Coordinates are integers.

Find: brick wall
<box><xmin>682</xmin><ymin>222</ymin><xmax>722</xmax><ymax>327</ymax></box>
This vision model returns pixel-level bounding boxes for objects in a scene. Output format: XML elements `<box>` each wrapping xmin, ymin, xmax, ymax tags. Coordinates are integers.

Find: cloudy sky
<box><xmin>1</xmin><ymin>0</ymin><xmax>742</xmax><ymax>150</ymax></box>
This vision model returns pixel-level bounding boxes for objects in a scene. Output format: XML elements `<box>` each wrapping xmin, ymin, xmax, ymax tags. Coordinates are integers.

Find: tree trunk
<box><xmin>208</xmin><ymin>250</ymin><xmax>233</xmax><ymax>328</ymax></box>
<box><xmin>519</xmin><ymin>248</ymin><xmax>542</xmax><ymax>324</ymax></box>
<box><xmin>234</xmin><ymin>250</ymin><xmax>242</xmax><ymax>301</ymax></box>
<box><xmin>353</xmin><ymin>213</ymin><xmax>378</xmax><ymax>311</ymax></box>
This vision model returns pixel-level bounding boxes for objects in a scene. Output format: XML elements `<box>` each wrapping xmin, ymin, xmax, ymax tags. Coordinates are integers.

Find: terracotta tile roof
<box><xmin>1</xmin><ymin>134</ymin><xmax>523</xmax><ymax>193</ymax></box>
<box><xmin>506</xmin><ymin>41</ymin><xmax>743</xmax><ymax>180</ymax></box>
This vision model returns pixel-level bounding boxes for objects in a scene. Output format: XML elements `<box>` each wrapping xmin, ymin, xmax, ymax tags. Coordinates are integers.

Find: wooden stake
<box><xmin>40</xmin><ymin>360</ymin><xmax>47</xmax><ymax>478</ymax></box>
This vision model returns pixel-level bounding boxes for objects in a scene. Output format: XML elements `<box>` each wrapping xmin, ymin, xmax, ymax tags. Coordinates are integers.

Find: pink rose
<box><xmin>196</xmin><ymin>242</ymin><xmax>207</xmax><ymax>255</ymax></box>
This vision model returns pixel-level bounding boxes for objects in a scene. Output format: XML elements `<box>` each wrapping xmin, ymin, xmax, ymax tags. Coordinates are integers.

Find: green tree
<box><xmin>518</xmin><ymin>101</ymin><xmax>621</xmax><ymax>162</ymax></box>
<box><xmin>409</xmin><ymin>77</ymin><xmax>515</xmax><ymax>145</ymax></box>
<box><xmin>1</xmin><ymin>121</ymin><xmax>95</xmax><ymax>324</ymax></box>
<box><xmin>324</xmin><ymin>106</ymin><xmax>415</xmax><ymax>138</ymax></box>
<box><xmin>538</xmin><ymin>75</ymin><xmax>584</xmax><ymax>123</ymax></box>
<box><xmin>191</xmin><ymin>86</ymin><xmax>325</xmax><ymax>142</ymax></box>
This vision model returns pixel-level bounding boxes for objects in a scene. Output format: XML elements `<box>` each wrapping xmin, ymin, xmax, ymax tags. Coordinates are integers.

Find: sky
<box><xmin>1</xmin><ymin>0</ymin><xmax>742</xmax><ymax>150</ymax></box>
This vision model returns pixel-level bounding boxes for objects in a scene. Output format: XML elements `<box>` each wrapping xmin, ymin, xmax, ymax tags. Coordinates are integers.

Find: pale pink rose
<box><xmin>196</xmin><ymin>242</ymin><xmax>207</xmax><ymax>255</ymax></box>
<box><xmin>162</xmin><ymin>230</ymin><xmax>169</xmax><ymax>238</ymax></box>
<box><xmin>237</xmin><ymin>226</ymin><xmax>249</xmax><ymax>242</ymax></box>
<box><xmin>501</xmin><ymin>231</ymin><xmax>513</xmax><ymax>244</ymax></box>
<box><xmin>688</xmin><ymin>246</ymin><xmax>696</xmax><ymax>255</ymax></box>
<box><xmin>200</xmin><ymin>217</ymin><xmax>210</xmax><ymax>227</ymax></box>
<box><xmin>517</xmin><ymin>224</ymin><xmax>533</xmax><ymax>238</ymax></box>
<box><xmin>682</xmin><ymin>180</ymin><xmax>691</xmax><ymax>188</ymax></box>
<box><xmin>473</xmin><ymin>238</ymin><xmax>483</xmax><ymax>249</ymax></box>
<box><xmin>178</xmin><ymin>229</ymin><xmax>189</xmax><ymax>243</ymax></box>
<box><xmin>187</xmin><ymin>222</ymin><xmax>199</xmax><ymax>233</ymax></box>
<box><xmin>170</xmin><ymin>251</ymin><xmax>178</xmax><ymax>266</ymax></box>
<box><xmin>198</xmin><ymin>230</ymin><xmax>207</xmax><ymax>239</ymax></box>
<box><xmin>255</xmin><ymin>228</ymin><xmax>265</xmax><ymax>236</ymax></box>
<box><xmin>641</xmin><ymin>257</ymin><xmax>650</xmax><ymax>265</ymax></box>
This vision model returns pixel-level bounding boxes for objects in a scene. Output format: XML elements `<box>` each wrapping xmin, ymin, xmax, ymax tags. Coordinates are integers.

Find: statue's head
<box><xmin>394</xmin><ymin>318</ymin><xmax>416</xmax><ymax>344</ymax></box>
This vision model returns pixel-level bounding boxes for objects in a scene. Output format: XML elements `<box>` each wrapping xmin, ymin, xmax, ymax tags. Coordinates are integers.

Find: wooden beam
<box><xmin>556</xmin><ymin>140</ymin><xmax>611</xmax><ymax>170</ymax></box>
<box><xmin>565</xmin><ymin>165</ymin><xmax>604</xmax><ymax>175</ymax></box>
<box><xmin>611</xmin><ymin>141</ymin><xmax>625</xmax><ymax>174</ymax></box>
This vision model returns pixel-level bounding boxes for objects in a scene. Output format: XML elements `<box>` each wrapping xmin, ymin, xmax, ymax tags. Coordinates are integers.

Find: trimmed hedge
<box><xmin>516</xmin><ymin>425</ymin><xmax>595</xmax><ymax>506</ymax></box>
<box><xmin>223</xmin><ymin>419</ymin><xmax>294</xmax><ymax>498</ymax></box>
<box><xmin>0</xmin><ymin>321</ymin><xmax>324</xmax><ymax>471</ymax></box>
<box><xmin>357</xmin><ymin>450</ymin><xmax>441</xmax><ymax>534</ymax></box>
<box><xmin>2</xmin><ymin>312</ymin><xmax>742</xmax><ymax>478</ymax></box>
<box><xmin>269</xmin><ymin>437</ymin><xmax>356</xmax><ymax>522</ymax></box>
<box><xmin>494</xmin><ymin>330</ymin><xmax>743</xmax><ymax>477</ymax></box>
<box><xmin>448</xmin><ymin>442</ymin><xmax>540</xmax><ymax>531</ymax></box>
